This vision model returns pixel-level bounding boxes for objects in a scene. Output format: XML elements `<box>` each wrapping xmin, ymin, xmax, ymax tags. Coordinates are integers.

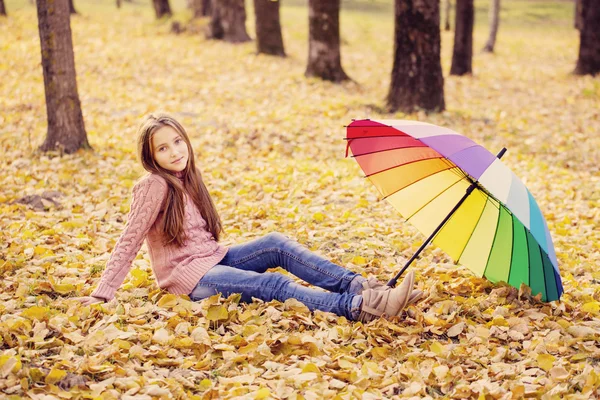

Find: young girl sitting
<box><xmin>74</xmin><ymin>113</ymin><xmax>423</xmax><ymax>322</ymax></box>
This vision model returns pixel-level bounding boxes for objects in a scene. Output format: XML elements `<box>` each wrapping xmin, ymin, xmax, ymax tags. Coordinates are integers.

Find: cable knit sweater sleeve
<box><xmin>90</xmin><ymin>175</ymin><xmax>168</xmax><ymax>301</ymax></box>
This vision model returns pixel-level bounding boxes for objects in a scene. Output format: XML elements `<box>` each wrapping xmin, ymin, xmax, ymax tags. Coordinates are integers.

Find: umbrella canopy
<box><xmin>346</xmin><ymin>119</ymin><xmax>563</xmax><ymax>302</ymax></box>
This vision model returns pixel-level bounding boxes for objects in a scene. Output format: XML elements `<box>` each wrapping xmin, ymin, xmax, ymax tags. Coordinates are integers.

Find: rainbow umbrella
<box><xmin>345</xmin><ymin>119</ymin><xmax>562</xmax><ymax>302</ymax></box>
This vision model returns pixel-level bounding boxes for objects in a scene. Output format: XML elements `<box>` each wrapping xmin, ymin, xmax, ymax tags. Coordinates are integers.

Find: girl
<box><xmin>74</xmin><ymin>113</ymin><xmax>423</xmax><ymax>322</ymax></box>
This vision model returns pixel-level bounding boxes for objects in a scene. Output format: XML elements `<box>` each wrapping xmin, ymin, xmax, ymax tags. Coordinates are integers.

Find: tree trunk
<box><xmin>207</xmin><ymin>0</ymin><xmax>251</xmax><ymax>42</ymax></box>
<box><xmin>574</xmin><ymin>0</ymin><xmax>600</xmax><ymax>75</ymax></box>
<box><xmin>116</xmin><ymin>0</ymin><xmax>122</xmax><ymax>9</ymax></box>
<box><xmin>69</xmin><ymin>0</ymin><xmax>77</xmax><ymax>14</ymax></box>
<box><xmin>482</xmin><ymin>0</ymin><xmax>500</xmax><ymax>53</ymax></box>
<box><xmin>444</xmin><ymin>0</ymin><xmax>451</xmax><ymax>31</ymax></box>
<box><xmin>36</xmin><ymin>0</ymin><xmax>90</xmax><ymax>154</ymax></box>
<box><xmin>153</xmin><ymin>0</ymin><xmax>172</xmax><ymax>19</ymax></box>
<box><xmin>575</xmin><ymin>0</ymin><xmax>583</xmax><ymax>30</ymax></box>
<box><xmin>450</xmin><ymin>0</ymin><xmax>473</xmax><ymax>75</ymax></box>
<box><xmin>254</xmin><ymin>0</ymin><xmax>285</xmax><ymax>56</ymax></box>
<box><xmin>191</xmin><ymin>0</ymin><xmax>210</xmax><ymax>18</ymax></box>
<box><xmin>305</xmin><ymin>0</ymin><xmax>349</xmax><ymax>82</ymax></box>
<box><xmin>387</xmin><ymin>0</ymin><xmax>445</xmax><ymax>113</ymax></box>
<box><xmin>0</xmin><ymin>0</ymin><xmax>7</xmax><ymax>16</ymax></box>
<box><xmin>202</xmin><ymin>0</ymin><xmax>211</xmax><ymax>16</ymax></box>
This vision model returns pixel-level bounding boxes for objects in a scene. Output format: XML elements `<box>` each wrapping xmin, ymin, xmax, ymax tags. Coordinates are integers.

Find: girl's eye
<box><xmin>175</xmin><ymin>139</ymin><xmax>182</xmax><ymax>144</ymax></box>
<box><xmin>159</xmin><ymin>147</ymin><xmax>166</xmax><ymax>152</ymax></box>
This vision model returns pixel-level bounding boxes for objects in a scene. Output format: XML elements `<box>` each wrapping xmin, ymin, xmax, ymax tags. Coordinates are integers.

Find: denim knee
<box><xmin>265</xmin><ymin>232</ymin><xmax>289</xmax><ymax>244</ymax></box>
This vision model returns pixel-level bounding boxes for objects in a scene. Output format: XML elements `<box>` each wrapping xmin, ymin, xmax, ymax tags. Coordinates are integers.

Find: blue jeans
<box><xmin>189</xmin><ymin>232</ymin><xmax>363</xmax><ymax>320</ymax></box>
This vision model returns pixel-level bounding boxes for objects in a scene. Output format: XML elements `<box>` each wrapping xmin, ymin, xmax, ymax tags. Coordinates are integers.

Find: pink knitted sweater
<box><xmin>91</xmin><ymin>172</ymin><xmax>228</xmax><ymax>301</ymax></box>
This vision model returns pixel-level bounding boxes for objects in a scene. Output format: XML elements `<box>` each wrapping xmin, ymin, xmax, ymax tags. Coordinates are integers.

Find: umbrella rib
<box><xmin>351</xmin><ymin>144</ymin><xmax>429</xmax><ymax>158</ymax></box>
<box><xmin>364</xmin><ymin>156</ymin><xmax>446</xmax><ymax>178</ymax></box>
<box><xmin>537</xmin><ymin>237</ymin><xmax>549</xmax><ymax>301</ymax></box>
<box><xmin>482</xmin><ymin>201</ymin><xmax>503</xmax><ymax>279</ymax></box>
<box><xmin>456</xmin><ymin>195</ymin><xmax>490</xmax><ymax>264</ymax></box>
<box><xmin>404</xmin><ymin>172</ymin><xmax>467</xmax><ymax>221</ymax></box>
<box><xmin>344</xmin><ymin>134</ymin><xmax>407</xmax><ymax>140</ymax></box>
<box><xmin>380</xmin><ymin>160</ymin><xmax>462</xmax><ymax>201</ymax></box>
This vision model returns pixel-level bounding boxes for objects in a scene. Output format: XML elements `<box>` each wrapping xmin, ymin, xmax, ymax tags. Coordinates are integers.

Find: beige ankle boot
<box><xmin>358</xmin><ymin>271</ymin><xmax>416</xmax><ymax>322</ymax></box>
<box><xmin>361</xmin><ymin>277</ymin><xmax>424</xmax><ymax>307</ymax></box>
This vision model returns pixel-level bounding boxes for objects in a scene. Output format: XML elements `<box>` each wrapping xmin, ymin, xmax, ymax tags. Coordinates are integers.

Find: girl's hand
<box><xmin>71</xmin><ymin>296</ymin><xmax>105</xmax><ymax>306</ymax></box>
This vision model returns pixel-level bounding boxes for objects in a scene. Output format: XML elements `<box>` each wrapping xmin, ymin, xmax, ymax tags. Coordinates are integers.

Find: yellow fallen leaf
<box><xmin>352</xmin><ymin>256</ymin><xmax>367</xmax><ymax>265</ymax></box>
<box><xmin>430</xmin><ymin>341</ymin><xmax>445</xmax><ymax>356</ymax></box>
<box><xmin>21</xmin><ymin>306</ymin><xmax>50</xmax><ymax>321</ymax></box>
<box><xmin>157</xmin><ymin>294</ymin><xmax>179</xmax><ymax>308</ymax></box>
<box><xmin>206</xmin><ymin>305</ymin><xmax>229</xmax><ymax>322</ymax></box>
<box><xmin>45</xmin><ymin>368</ymin><xmax>67</xmax><ymax>385</ymax></box>
<box><xmin>581</xmin><ymin>302</ymin><xmax>600</xmax><ymax>315</ymax></box>
<box><xmin>537</xmin><ymin>353</ymin><xmax>555</xmax><ymax>372</ymax></box>
<box><xmin>254</xmin><ymin>387</ymin><xmax>271</xmax><ymax>399</ymax></box>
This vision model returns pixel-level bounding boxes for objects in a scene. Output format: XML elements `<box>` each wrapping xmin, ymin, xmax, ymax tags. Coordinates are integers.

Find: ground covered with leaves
<box><xmin>1</xmin><ymin>0</ymin><xmax>599</xmax><ymax>398</ymax></box>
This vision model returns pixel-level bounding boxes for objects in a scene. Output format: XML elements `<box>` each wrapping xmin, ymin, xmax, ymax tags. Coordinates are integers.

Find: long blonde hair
<box><xmin>137</xmin><ymin>112</ymin><xmax>223</xmax><ymax>246</ymax></box>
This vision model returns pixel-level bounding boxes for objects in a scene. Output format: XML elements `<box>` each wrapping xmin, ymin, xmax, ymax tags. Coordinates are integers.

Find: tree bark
<box><xmin>191</xmin><ymin>0</ymin><xmax>210</xmax><ymax>18</ymax></box>
<box><xmin>254</xmin><ymin>0</ymin><xmax>285</xmax><ymax>56</ymax></box>
<box><xmin>0</xmin><ymin>0</ymin><xmax>7</xmax><ymax>16</ymax></box>
<box><xmin>444</xmin><ymin>0</ymin><xmax>451</xmax><ymax>31</ymax></box>
<box><xmin>305</xmin><ymin>0</ymin><xmax>349</xmax><ymax>82</ymax></box>
<box><xmin>153</xmin><ymin>0</ymin><xmax>172</xmax><ymax>19</ymax></box>
<box><xmin>574</xmin><ymin>0</ymin><xmax>600</xmax><ymax>75</ymax></box>
<box><xmin>202</xmin><ymin>0</ymin><xmax>211</xmax><ymax>16</ymax></box>
<box><xmin>482</xmin><ymin>0</ymin><xmax>500</xmax><ymax>53</ymax></box>
<box><xmin>575</xmin><ymin>0</ymin><xmax>583</xmax><ymax>30</ymax></box>
<box><xmin>450</xmin><ymin>0</ymin><xmax>473</xmax><ymax>75</ymax></box>
<box><xmin>207</xmin><ymin>0</ymin><xmax>251</xmax><ymax>43</ymax></box>
<box><xmin>36</xmin><ymin>0</ymin><xmax>90</xmax><ymax>154</ymax></box>
<box><xmin>387</xmin><ymin>0</ymin><xmax>445</xmax><ymax>113</ymax></box>
<box><xmin>69</xmin><ymin>0</ymin><xmax>77</xmax><ymax>14</ymax></box>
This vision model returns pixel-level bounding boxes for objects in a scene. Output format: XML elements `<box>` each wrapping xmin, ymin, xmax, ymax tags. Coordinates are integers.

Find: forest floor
<box><xmin>1</xmin><ymin>0</ymin><xmax>599</xmax><ymax>398</ymax></box>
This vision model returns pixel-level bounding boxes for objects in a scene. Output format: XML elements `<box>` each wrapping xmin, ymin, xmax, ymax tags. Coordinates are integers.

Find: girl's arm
<box><xmin>88</xmin><ymin>175</ymin><xmax>168</xmax><ymax>302</ymax></box>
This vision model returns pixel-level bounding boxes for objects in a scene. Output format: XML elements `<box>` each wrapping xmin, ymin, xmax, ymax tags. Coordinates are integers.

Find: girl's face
<box><xmin>151</xmin><ymin>126</ymin><xmax>189</xmax><ymax>173</ymax></box>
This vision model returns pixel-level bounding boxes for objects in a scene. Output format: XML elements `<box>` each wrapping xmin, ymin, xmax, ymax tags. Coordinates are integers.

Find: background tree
<box><xmin>36</xmin><ymin>0</ymin><xmax>90</xmax><ymax>153</ymax></box>
<box><xmin>574</xmin><ymin>0</ymin><xmax>600</xmax><ymax>75</ymax></box>
<box><xmin>444</xmin><ymin>0</ymin><xmax>451</xmax><ymax>31</ymax></box>
<box><xmin>305</xmin><ymin>0</ymin><xmax>348</xmax><ymax>82</ymax></box>
<box><xmin>450</xmin><ymin>0</ymin><xmax>473</xmax><ymax>75</ymax></box>
<box><xmin>0</xmin><ymin>0</ymin><xmax>7</xmax><ymax>16</ymax></box>
<box><xmin>254</xmin><ymin>0</ymin><xmax>285</xmax><ymax>56</ymax></box>
<box><xmin>482</xmin><ymin>0</ymin><xmax>500</xmax><ymax>52</ymax></box>
<box><xmin>153</xmin><ymin>0</ymin><xmax>172</xmax><ymax>19</ymax></box>
<box><xmin>202</xmin><ymin>0</ymin><xmax>211</xmax><ymax>16</ymax></box>
<box><xmin>207</xmin><ymin>0</ymin><xmax>251</xmax><ymax>43</ymax></box>
<box><xmin>575</xmin><ymin>0</ymin><xmax>583</xmax><ymax>30</ymax></box>
<box><xmin>69</xmin><ymin>0</ymin><xmax>77</xmax><ymax>14</ymax></box>
<box><xmin>387</xmin><ymin>0</ymin><xmax>445</xmax><ymax>112</ymax></box>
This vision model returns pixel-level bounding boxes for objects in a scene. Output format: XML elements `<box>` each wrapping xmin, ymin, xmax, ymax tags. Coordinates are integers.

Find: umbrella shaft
<box><xmin>387</xmin><ymin>183</ymin><xmax>477</xmax><ymax>287</ymax></box>
<box><xmin>386</xmin><ymin>147</ymin><xmax>507</xmax><ymax>287</ymax></box>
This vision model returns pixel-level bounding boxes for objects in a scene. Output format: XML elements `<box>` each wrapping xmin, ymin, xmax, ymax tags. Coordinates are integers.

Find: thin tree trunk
<box><xmin>69</xmin><ymin>0</ymin><xmax>77</xmax><ymax>14</ymax></box>
<box><xmin>254</xmin><ymin>0</ymin><xmax>285</xmax><ymax>56</ymax></box>
<box><xmin>191</xmin><ymin>0</ymin><xmax>202</xmax><ymax>18</ymax></box>
<box><xmin>482</xmin><ymin>0</ymin><xmax>500</xmax><ymax>53</ymax></box>
<box><xmin>153</xmin><ymin>0</ymin><xmax>172</xmax><ymax>19</ymax></box>
<box><xmin>450</xmin><ymin>0</ymin><xmax>473</xmax><ymax>75</ymax></box>
<box><xmin>202</xmin><ymin>0</ymin><xmax>211</xmax><ymax>16</ymax></box>
<box><xmin>116</xmin><ymin>0</ymin><xmax>122</xmax><ymax>9</ymax></box>
<box><xmin>305</xmin><ymin>0</ymin><xmax>349</xmax><ymax>82</ymax></box>
<box><xmin>387</xmin><ymin>0</ymin><xmax>445</xmax><ymax>112</ymax></box>
<box><xmin>207</xmin><ymin>0</ymin><xmax>251</xmax><ymax>43</ymax></box>
<box><xmin>575</xmin><ymin>0</ymin><xmax>583</xmax><ymax>30</ymax></box>
<box><xmin>0</xmin><ymin>0</ymin><xmax>7</xmax><ymax>16</ymax></box>
<box><xmin>574</xmin><ymin>0</ymin><xmax>600</xmax><ymax>75</ymax></box>
<box><xmin>36</xmin><ymin>0</ymin><xmax>90</xmax><ymax>154</ymax></box>
<box><xmin>444</xmin><ymin>0</ymin><xmax>451</xmax><ymax>31</ymax></box>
